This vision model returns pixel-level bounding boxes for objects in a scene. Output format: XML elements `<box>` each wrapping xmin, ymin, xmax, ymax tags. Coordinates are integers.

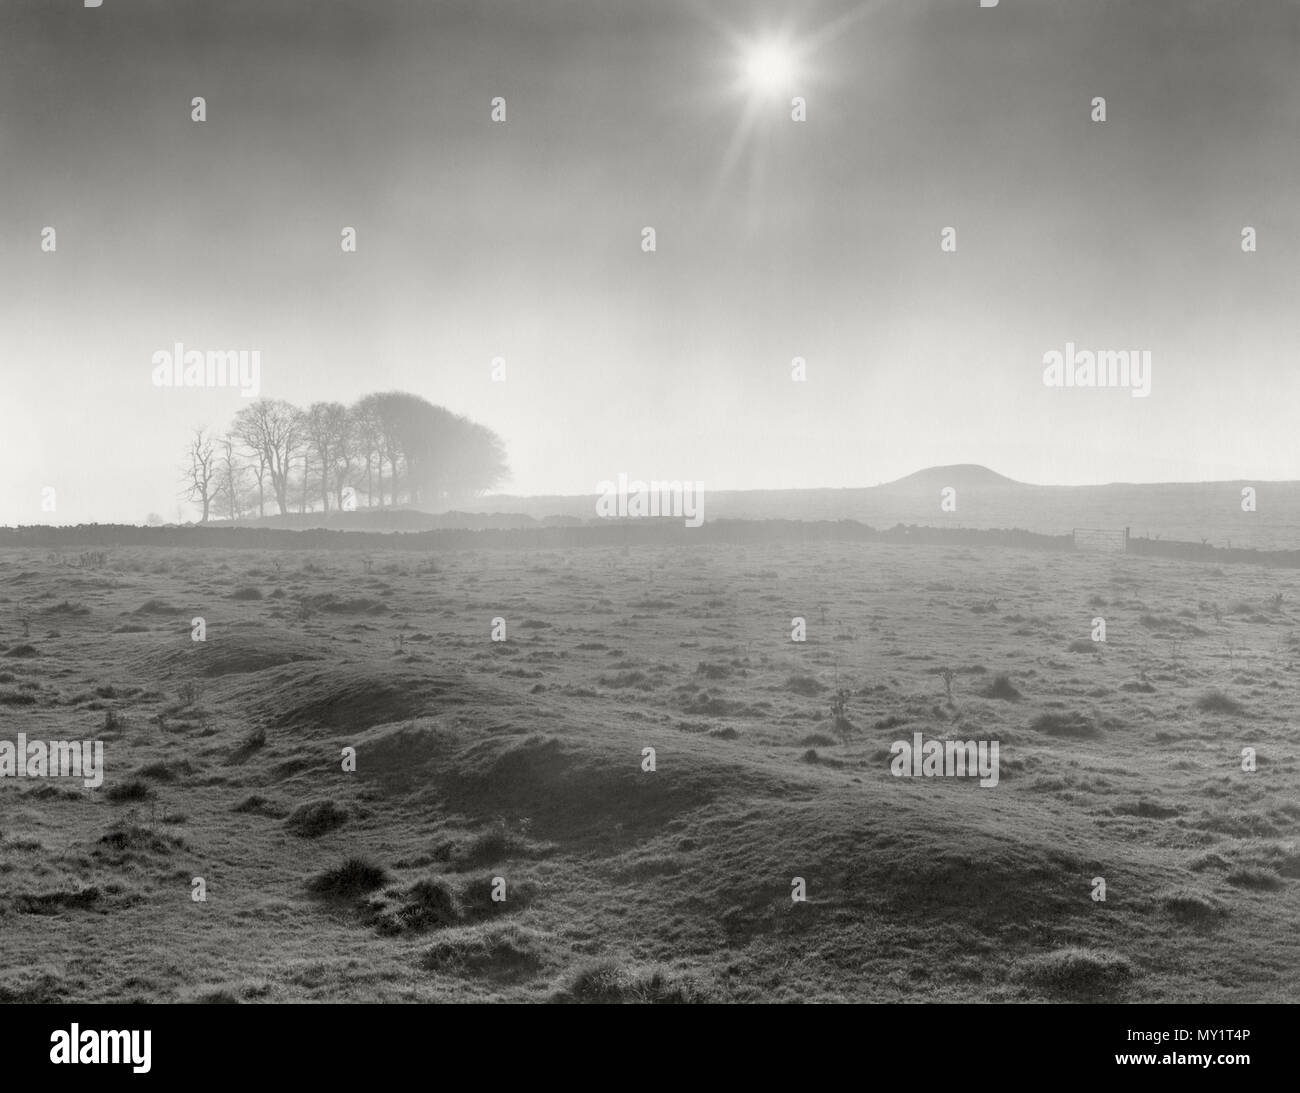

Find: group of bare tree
<box><xmin>181</xmin><ymin>392</ymin><xmax>508</xmax><ymax>522</ymax></box>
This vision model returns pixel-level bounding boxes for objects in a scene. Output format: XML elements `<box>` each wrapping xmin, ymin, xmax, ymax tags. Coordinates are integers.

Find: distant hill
<box><xmin>877</xmin><ymin>464</ymin><xmax>1023</xmax><ymax>489</ymax></box>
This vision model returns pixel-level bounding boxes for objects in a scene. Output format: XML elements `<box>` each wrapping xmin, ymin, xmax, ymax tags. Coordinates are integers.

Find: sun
<box><xmin>742</xmin><ymin>38</ymin><xmax>796</xmax><ymax>97</ymax></box>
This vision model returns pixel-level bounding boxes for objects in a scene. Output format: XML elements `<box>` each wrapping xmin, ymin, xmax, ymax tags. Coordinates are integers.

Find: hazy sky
<box><xmin>2</xmin><ymin>0</ymin><xmax>1299</xmax><ymax>522</ymax></box>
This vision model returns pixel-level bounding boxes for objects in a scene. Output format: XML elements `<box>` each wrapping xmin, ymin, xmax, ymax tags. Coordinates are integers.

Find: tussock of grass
<box><xmin>551</xmin><ymin>960</ymin><xmax>712</xmax><ymax>1004</ymax></box>
<box><xmin>105</xmin><ymin>778</ymin><xmax>152</xmax><ymax>803</ymax></box>
<box><xmin>186</xmin><ymin>988</ymin><xmax>241</xmax><ymax>1004</ymax></box>
<box><xmin>1195</xmin><ymin>690</ymin><xmax>1245</xmax><ymax>715</ymax></box>
<box><xmin>1116</xmin><ymin>799</ymin><xmax>1179</xmax><ymax>819</ymax></box>
<box><xmin>1159</xmin><ymin>888</ymin><xmax>1229</xmax><ymax>923</ymax></box>
<box><xmin>306</xmin><ymin>857</ymin><xmax>388</xmax><ymax>899</ymax></box>
<box><xmin>135</xmin><ymin>761</ymin><xmax>184</xmax><ymax>782</ymax></box>
<box><xmin>422</xmin><ymin>924</ymin><xmax>544</xmax><ymax>978</ymax></box>
<box><xmin>458</xmin><ymin>873</ymin><xmax>538</xmax><ymax>921</ymax></box>
<box><xmin>14</xmin><ymin>886</ymin><xmax>102</xmax><ymax>915</ymax></box>
<box><xmin>231</xmin><ymin>794</ymin><xmax>288</xmax><ymax>818</ymax></box>
<box><xmin>1012</xmin><ymin>947</ymin><xmax>1133</xmax><ymax>998</ymax></box>
<box><xmin>784</xmin><ymin>674</ymin><xmax>826</xmax><ymax>697</ymax></box>
<box><xmin>95</xmin><ymin>824</ymin><xmax>184</xmax><ymax>860</ymax></box>
<box><xmin>133</xmin><ymin>599</ymin><xmax>183</xmax><ymax>615</ymax></box>
<box><xmin>0</xmin><ymin>969</ymin><xmax>66</xmax><ymax>1004</ymax></box>
<box><xmin>374</xmin><ymin>879</ymin><xmax>462</xmax><ymax>934</ymax></box>
<box><xmin>980</xmin><ymin>673</ymin><xmax>1022</xmax><ymax>700</ymax></box>
<box><xmin>683</xmin><ymin>694</ymin><xmax>743</xmax><ymax>717</ymax></box>
<box><xmin>1225</xmin><ymin>866</ymin><xmax>1283</xmax><ymax>891</ymax></box>
<box><xmin>284</xmin><ymin>799</ymin><xmax>348</xmax><ymax>838</ymax></box>
<box><xmin>449</xmin><ymin>823</ymin><xmax>526</xmax><ymax>869</ymax></box>
<box><xmin>598</xmin><ymin>670</ymin><xmax>651</xmax><ymax>690</ymax></box>
<box><xmin>1029</xmin><ymin>711</ymin><xmax>1099</xmax><ymax>738</ymax></box>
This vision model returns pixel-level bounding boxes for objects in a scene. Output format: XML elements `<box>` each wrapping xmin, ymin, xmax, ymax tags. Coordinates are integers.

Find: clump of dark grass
<box><xmin>105</xmin><ymin>778</ymin><xmax>152</xmax><ymax>803</ymax></box>
<box><xmin>980</xmin><ymin>673</ymin><xmax>1022</xmax><ymax>700</ymax></box>
<box><xmin>451</xmin><ymin>822</ymin><xmax>521</xmax><ymax>869</ymax></box>
<box><xmin>1029</xmin><ymin>711</ymin><xmax>1099</xmax><ymax>738</ymax></box>
<box><xmin>392</xmin><ymin>879</ymin><xmax>461</xmax><ymax>932</ymax></box>
<box><xmin>457</xmin><ymin>873</ymin><xmax>539</xmax><ymax>922</ymax></box>
<box><xmin>1225</xmin><ymin>866</ymin><xmax>1283</xmax><ymax>890</ymax></box>
<box><xmin>784</xmin><ymin>674</ymin><xmax>825</xmax><ymax>697</ymax></box>
<box><xmin>1195</xmin><ymin>690</ymin><xmax>1245</xmax><ymax>715</ymax></box>
<box><xmin>421</xmin><ymin>924</ymin><xmax>545</xmax><ymax>979</ymax></box>
<box><xmin>1159</xmin><ymin>888</ymin><xmax>1229</xmax><ymax>924</ymax></box>
<box><xmin>14</xmin><ymin>886</ymin><xmax>102</xmax><ymax>915</ymax></box>
<box><xmin>133</xmin><ymin>599</ymin><xmax>183</xmax><ymax>616</ymax></box>
<box><xmin>307</xmin><ymin>857</ymin><xmax>389</xmax><ymax>899</ymax></box>
<box><xmin>95</xmin><ymin>824</ymin><xmax>184</xmax><ymax>859</ymax></box>
<box><xmin>231</xmin><ymin>794</ymin><xmax>288</xmax><ymax>818</ymax></box>
<box><xmin>284</xmin><ymin>799</ymin><xmax>348</xmax><ymax>838</ymax></box>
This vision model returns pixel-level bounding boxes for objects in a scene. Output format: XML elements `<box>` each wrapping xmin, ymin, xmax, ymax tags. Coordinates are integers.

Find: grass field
<box><xmin>1</xmin><ymin>541</ymin><xmax>1297</xmax><ymax>1002</ymax></box>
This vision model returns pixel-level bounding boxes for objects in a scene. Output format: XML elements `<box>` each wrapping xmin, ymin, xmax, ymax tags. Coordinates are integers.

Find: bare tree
<box><xmin>333</xmin><ymin>405</ymin><xmax>361</xmax><ymax>510</ymax></box>
<box><xmin>305</xmin><ymin>401</ymin><xmax>351</xmax><ymax>513</ymax></box>
<box><xmin>232</xmin><ymin>399</ymin><xmax>304</xmax><ymax>515</ymax></box>
<box><xmin>212</xmin><ymin>433</ymin><xmax>248</xmax><ymax>521</ymax></box>
<box><xmin>181</xmin><ymin>427</ymin><xmax>217</xmax><ymax>523</ymax></box>
<box><xmin>299</xmin><ymin>449</ymin><xmax>311</xmax><ymax>513</ymax></box>
<box><xmin>352</xmin><ymin>399</ymin><xmax>381</xmax><ymax>507</ymax></box>
<box><xmin>355</xmin><ymin>393</ymin><xmax>403</xmax><ymax>507</ymax></box>
<box><xmin>249</xmin><ymin>446</ymin><xmax>268</xmax><ymax>517</ymax></box>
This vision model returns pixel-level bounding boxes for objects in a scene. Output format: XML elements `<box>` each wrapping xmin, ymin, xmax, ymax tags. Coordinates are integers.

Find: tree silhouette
<box><xmin>195</xmin><ymin>392</ymin><xmax>507</xmax><ymax>518</ymax></box>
